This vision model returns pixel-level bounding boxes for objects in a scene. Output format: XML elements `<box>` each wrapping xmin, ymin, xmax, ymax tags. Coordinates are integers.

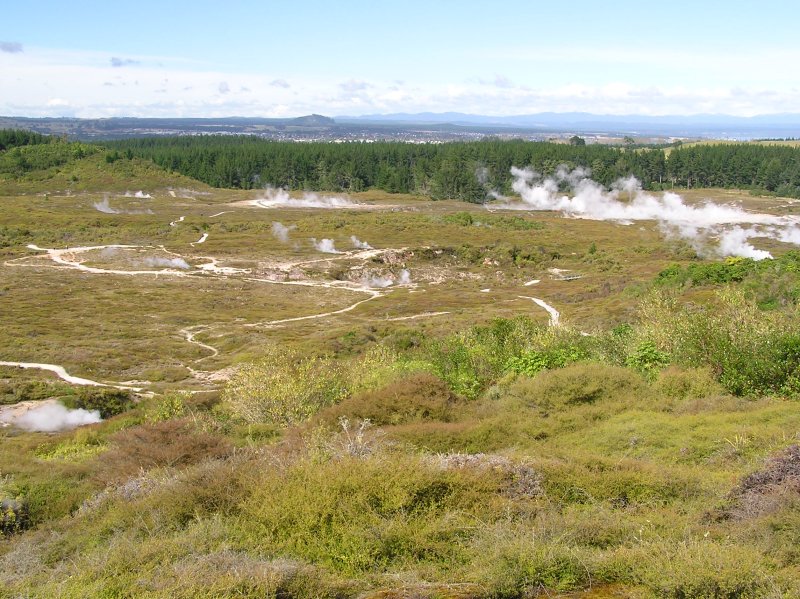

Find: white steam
<box><xmin>12</xmin><ymin>403</ymin><xmax>101</xmax><ymax>432</ymax></box>
<box><xmin>144</xmin><ymin>256</ymin><xmax>191</xmax><ymax>269</ymax></box>
<box><xmin>363</xmin><ymin>269</ymin><xmax>411</xmax><ymax>288</ymax></box>
<box><xmin>311</xmin><ymin>238</ymin><xmax>341</xmax><ymax>254</ymax></box>
<box><xmin>93</xmin><ymin>197</ymin><xmax>153</xmax><ymax>215</ymax></box>
<box><xmin>717</xmin><ymin>227</ymin><xmax>773</xmax><ymax>261</ymax></box>
<box><xmin>93</xmin><ymin>198</ymin><xmax>119</xmax><ymax>213</ymax></box>
<box><xmin>351</xmin><ymin>235</ymin><xmax>372</xmax><ymax>249</ymax></box>
<box><xmin>495</xmin><ymin>166</ymin><xmax>800</xmax><ymax>260</ymax></box>
<box><xmin>124</xmin><ymin>190</ymin><xmax>152</xmax><ymax>199</ymax></box>
<box><xmin>476</xmin><ymin>165</ymin><xmax>507</xmax><ymax>201</ymax></box>
<box><xmin>365</xmin><ymin>275</ymin><xmax>394</xmax><ymax>288</ymax></box>
<box><xmin>271</xmin><ymin>221</ymin><xmax>297</xmax><ymax>243</ymax></box>
<box><xmin>253</xmin><ymin>187</ymin><xmax>356</xmax><ymax>209</ymax></box>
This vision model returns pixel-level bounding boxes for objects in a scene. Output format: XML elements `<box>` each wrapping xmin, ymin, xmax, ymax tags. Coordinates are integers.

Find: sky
<box><xmin>1</xmin><ymin>0</ymin><xmax>799</xmax><ymax>118</ymax></box>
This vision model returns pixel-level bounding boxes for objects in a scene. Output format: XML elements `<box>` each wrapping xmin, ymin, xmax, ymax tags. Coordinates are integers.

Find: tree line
<box><xmin>100</xmin><ymin>137</ymin><xmax>800</xmax><ymax>201</ymax></box>
<box><xmin>0</xmin><ymin>129</ymin><xmax>53</xmax><ymax>152</ymax></box>
<box><xmin>3</xmin><ymin>129</ymin><xmax>799</xmax><ymax>201</ymax></box>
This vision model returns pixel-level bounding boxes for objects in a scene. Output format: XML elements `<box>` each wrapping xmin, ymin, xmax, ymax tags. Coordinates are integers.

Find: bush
<box><xmin>506</xmin><ymin>344</ymin><xmax>590</xmax><ymax>377</ymax></box>
<box><xmin>63</xmin><ymin>387</ymin><xmax>134</xmax><ymax>418</ymax></box>
<box><xmin>625</xmin><ymin>340</ymin><xmax>669</xmax><ymax>378</ymax></box>
<box><xmin>508</xmin><ymin>363</ymin><xmax>645</xmax><ymax>410</ymax></box>
<box><xmin>144</xmin><ymin>392</ymin><xmax>189</xmax><ymax>423</ymax></box>
<box><xmin>316</xmin><ymin>373</ymin><xmax>461</xmax><ymax>426</ymax></box>
<box><xmin>424</xmin><ymin>317</ymin><xmax>545</xmax><ymax>399</ymax></box>
<box><xmin>240</xmin><ymin>453</ymin><xmax>509</xmax><ymax>577</ymax></box>
<box><xmin>653</xmin><ymin>366</ymin><xmax>723</xmax><ymax>401</ymax></box>
<box><xmin>94</xmin><ymin>420</ymin><xmax>233</xmax><ymax>484</ymax></box>
<box><xmin>223</xmin><ymin>346</ymin><xmax>348</xmax><ymax>426</ymax></box>
<box><xmin>635</xmin><ymin>288</ymin><xmax>800</xmax><ymax>396</ymax></box>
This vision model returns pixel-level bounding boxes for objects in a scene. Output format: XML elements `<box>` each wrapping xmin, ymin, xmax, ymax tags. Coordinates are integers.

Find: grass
<box><xmin>3</xmin><ymin>146</ymin><xmax>800</xmax><ymax>596</ymax></box>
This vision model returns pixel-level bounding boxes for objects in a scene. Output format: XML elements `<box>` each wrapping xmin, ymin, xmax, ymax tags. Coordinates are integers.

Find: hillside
<box><xmin>2</xmin><ymin>140</ymin><xmax>800</xmax><ymax>597</ymax></box>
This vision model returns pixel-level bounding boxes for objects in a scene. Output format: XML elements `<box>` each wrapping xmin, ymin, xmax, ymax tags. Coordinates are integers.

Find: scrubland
<box><xmin>1</xmin><ymin>142</ymin><xmax>800</xmax><ymax>597</ymax></box>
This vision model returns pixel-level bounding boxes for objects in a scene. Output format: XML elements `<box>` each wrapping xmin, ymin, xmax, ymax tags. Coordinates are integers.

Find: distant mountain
<box><xmin>337</xmin><ymin>112</ymin><xmax>800</xmax><ymax>138</ymax></box>
<box><xmin>291</xmin><ymin>114</ymin><xmax>335</xmax><ymax>126</ymax></box>
<box><xmin>0</xmin><ymin>115</ymin><xmax>338</xmax><ymax>140</ymax></box>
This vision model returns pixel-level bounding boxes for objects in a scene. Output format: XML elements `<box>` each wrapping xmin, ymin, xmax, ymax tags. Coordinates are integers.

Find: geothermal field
<box><xmin>2</xmin><ymin>144</ymin><xmax>800</xmax><ymax>597</ymax></box>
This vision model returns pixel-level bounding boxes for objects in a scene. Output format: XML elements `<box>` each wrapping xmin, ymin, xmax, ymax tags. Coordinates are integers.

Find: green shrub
<box><xmin>316</xmin><ymin>372</ymin><xmax>460</xmax><ymax>426</ymax></box>
<box><xmin>506</xmin><ymin>344</ymin><xmax>590</xmax><ymax>377</ymax></box>
<box><xmin>625</xmin><ymin>340</ymin><xmax>669</xmax><ymax>378</ymax></box>
<box><xmin>35</xmin><ymin>428</ymin><xmax>108</xmax><ymax>462</ymax></box>
<box><xmin>240</xmin><ymin>453</ymin><xmax>508</xmax><ymax>577</ymax></box>
<box><xmin>654</xmin><ymin>367</ymin><xmax>723</xmax><ymax>401</ymax></box>
<box><xmin>424</xmin><ymin>317</ymin><xmax>546</xmax><ymax>399</ymax></box>
<box><xmin>145</xmin><ymin>392</ymin><xmax>189</xmax><ymax>423</ymax></box>
<box><xmin>63</xmin><ymin>387</ymin><xmax>134</xmax><ymax>418</ymax></box>
<box><xmin>223</xmin><ymin>346</ymin><xmax>348</xmax><ymax>426</ymax></box>
<box><xmin>508</xmin><ymin>363</ymin><xmax>646</xmax><ymax>410</ymax></box>
<box><xmin>443</xmin><ymin>211</ymin><xmax>474</xmax><ymax>226</ymax></box>
<box><xmin>636</xmin><ymin>288</ymin><xmax>800</xmax><ymax>396</ymax></box>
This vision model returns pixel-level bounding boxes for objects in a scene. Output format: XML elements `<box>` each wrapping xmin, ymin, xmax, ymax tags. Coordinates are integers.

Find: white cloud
<box><xmin>2</xmin><ymin>45</ymin><xmax>799</xmax><ymax>118</ymax></box>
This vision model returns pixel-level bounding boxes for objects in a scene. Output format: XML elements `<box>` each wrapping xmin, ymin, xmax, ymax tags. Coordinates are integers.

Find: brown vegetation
<box><xmin>94</xmin><ymin>419</ymin><xmax>233</xmax><ymax>484</ymax></box>
<box><xmin>316</xmin><ymin>372</ymin><xmax>462</xmax><ymax>426</ymax></box>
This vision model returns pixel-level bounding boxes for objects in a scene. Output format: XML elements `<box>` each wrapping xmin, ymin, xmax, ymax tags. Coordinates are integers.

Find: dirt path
<box><xmin>519</xmin><ymin>296</ymin><xmax>560</xmax><ymax>326</ymax></box>
<box><xmin>0</xmin><ymin>361</ymin><xmax>143</xmax><ymax>391</ymax></box>
<box><xmin>191</xmin><ymin>233</ymin><xmax>209</xmax><ymax>245</ymax></box>
<box><xmin>5</xmin><ymin>243</ymin><xmax>414</xmax><ymax>386</ymax></box>
<box><xmin>387</xmin><ymin>311</ymin><xmax>451</xmax><ymax>321</ymax></box>
<box><xmin>180</xmin><ymin>326</ymin><xmax>219</xmax><ymax>360</ymax></box>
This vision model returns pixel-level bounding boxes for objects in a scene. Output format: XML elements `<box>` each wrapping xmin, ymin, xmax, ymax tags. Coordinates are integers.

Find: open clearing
<box><xmin>1</xmin><ymin>183</ymin><xmax>722</xmax><ymax>393</ymax></box>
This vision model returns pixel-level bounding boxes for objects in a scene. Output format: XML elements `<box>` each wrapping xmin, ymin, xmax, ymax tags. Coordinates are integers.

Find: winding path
<box><xmin>180</xmin><ymin>326</ymin><xmax>219</xmax><ymax>360</ymax></box>
<box><xmin>5</xmin><ymin>243</ymin><xmax>410</xmax><ymax>385</ymax></box>
<box><xmin>519</xmin><ymin>295</ymin><xmax>560</xmax><ymax>326</ymax></box>
<box><xmin>0</xmin><ymin>361</ymin><xmax>143</xmax><ymax>391</ymax></box>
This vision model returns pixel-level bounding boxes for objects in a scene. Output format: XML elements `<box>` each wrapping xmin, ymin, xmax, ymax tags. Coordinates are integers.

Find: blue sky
<box><xmin>1</xmin><ymin>0</ymin><xmax>798</xmax><ymax>117</ymax></box>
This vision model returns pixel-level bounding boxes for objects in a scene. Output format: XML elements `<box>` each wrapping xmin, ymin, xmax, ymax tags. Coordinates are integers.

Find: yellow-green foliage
<box><xmin>507</xmin><ymin>362</ymin><xmax>646</xmax><ymax>410</ymax></box>
<box><xmin>34</xmin><ymin>428</ymin><xmax>108</xmax><ymax>462</ymax></box>
<box><xmin>223</xmin><ymin>345</ymin><xmax>349</xmax><ymax>426</ymax></box>
<box><xmin>654</xmin><ymin>366</ymin><xmax>723</xmax><ymax>400</ymax></box>
<box><xmin>145</xmin><ymin>392</ymin><xmax>189</xmax><ymax>423</ymax></box>
<box><xmin>239</xmin><ymin>451</ymin><xmax>512</xmax><ymax>577</ymax></box>
<box><xmin>635</xmin><ymin>288</ymin><xmax>800</xmax><ymax>396</ymax></box>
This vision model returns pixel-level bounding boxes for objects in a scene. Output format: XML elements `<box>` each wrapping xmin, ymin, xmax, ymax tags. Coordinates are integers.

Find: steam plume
<box><xmin>12</xmin><ymin>403</ymin><xmax>101</xmax><ymax>432</ymax></box>
<box><xmin>93</xmin><ymin>197</ymin><xmax>153</xmax><ymax>214</ymax></box>
<box><xmin>271</xmin><ymin>222</ymin><xmax>296</xmax><ymax>243</ymax></box>
<box><xmin>495</xmin><ymin>166</ymin><xmax>800</xmax><ymax>260</ymax></box>
<box><xmin>124</xmin><ymin>190</ymin><xmax>152</xmax><ymax>198</ymax></box>
<box><xmin>311</xmin><ymin>238</ymin><xmax>341</xmax><ymax>254</ymax></box>
<box><xmin>351</xmin><ymin>235</ymin><xmax>372</xmax><ymax>249</ymax></box>
<box><xmin>254</xmin><ymin>187</ymin><xmax>355</xmax><ymax>209</ymax></box>
<box><xmin>144</xmin><ymin>256</ymin><xmax>190</xmax><ymax>269</ymax></box>
<box><xmin>365</xmin><ymin>275</ymin><xmax>394</xmax><ymax>288</ymax></box>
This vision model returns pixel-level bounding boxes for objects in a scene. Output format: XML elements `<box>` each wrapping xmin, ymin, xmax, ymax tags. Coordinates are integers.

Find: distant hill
<box><xmin>0</xmin><ymin>115</ymin><xmax>337</xmax><ymax>140</ymax></box>
<box><xmin>337</xmin><ymin>112</ymin><xmax>800</xmax><ymax>139</ymax></box>
<box><xmin>3</xmin><ymin>112</ymin><xmax>800</xmax><ymax>141</ymax></box>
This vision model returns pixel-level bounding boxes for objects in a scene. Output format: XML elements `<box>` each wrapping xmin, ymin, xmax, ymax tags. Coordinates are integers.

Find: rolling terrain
<box><xmin>1</xmin><ymin>140</ymin><xmax>800</xmax><ymax>597</ymax></box>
